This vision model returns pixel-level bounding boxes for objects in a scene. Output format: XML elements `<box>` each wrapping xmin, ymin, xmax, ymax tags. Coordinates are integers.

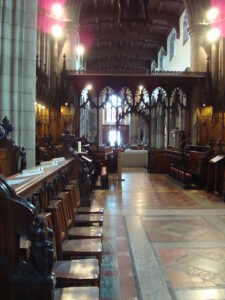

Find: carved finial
<box><xmin>206</xmin><ymin>55</ymin><xmax>210</xmax><ymax>74</ymax></box>
<box><xmin>63</xmin><ymin>54</ymin><xmax>66</xmax><ymax>71</ymax></box>
<box><xmin>2</xmin><ymin>117</ymin><xmax>14</xmax><ymax>136</ymax></box>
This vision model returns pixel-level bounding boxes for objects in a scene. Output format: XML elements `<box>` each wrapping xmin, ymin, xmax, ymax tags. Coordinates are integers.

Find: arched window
<box><xmin>183</xmin><ymin>12</ymin><xmax>189</xmax><ymax>45</ymax></box>
<box><xmin>104</xmin><ymin>95</ymin><xmax>122</xmax><ymax>124</ymax></box>
<box><xmin>151</xmin><ymin>60</ymin><xmax>156</xmax><ymax>72</ymax></box>
<box><xmin>169</xmin><ymin>29</ymin><xmax>176</xmax><ymax>61</ymax></box>
<box><xmin>160</xmin><ymin>52</ymin><xmax>164</xmax><ymax>70</ymax></box>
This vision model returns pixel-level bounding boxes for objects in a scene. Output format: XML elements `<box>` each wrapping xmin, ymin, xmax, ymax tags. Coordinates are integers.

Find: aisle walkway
<box><xmin>93</xmin><ymin>169</ymin><xmax>225</xmax><ymax>300</ymax></box>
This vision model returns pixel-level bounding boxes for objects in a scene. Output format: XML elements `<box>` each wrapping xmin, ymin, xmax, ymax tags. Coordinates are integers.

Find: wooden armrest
<box><xmin>48</xmin><ymin>199</ymin><xmax>61</xmax><ymax>210</ymax></box>
<box><xmin>81</xmin><ymin>155</ymin><xmax>93</xmax><ymax>163</ymax></box>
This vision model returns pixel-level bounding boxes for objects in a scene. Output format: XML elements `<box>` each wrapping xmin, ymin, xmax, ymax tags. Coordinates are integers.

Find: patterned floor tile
<box><xmin>102</xmin><ymin>255</ymin><xmax>118</xmax><ymax>272</ymax></box>
<box><xmin>158</xmin><ymin>249</ymin><xmax>225</xmax><ymax>288</ymax></box>
<box><xmin>93</xmin><ymin>170</ymin><xmax>225</xmax><ymax>299</ymax></box>
<box><xmin>143</xmin><ymin>218</ymin><xmax>225</xmax><ymax>242</ymax></box>
<box><xmin>100</xmin><ymin>276</ymin><xmax>120</xmax><ymax>299</ymax></box>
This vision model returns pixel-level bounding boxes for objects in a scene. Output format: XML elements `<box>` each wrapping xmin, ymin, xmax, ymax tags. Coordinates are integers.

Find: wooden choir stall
<box><xmin>0</xmin><ymin>155</ymin><xmax>104</xmax><ymax>300</ymax></box>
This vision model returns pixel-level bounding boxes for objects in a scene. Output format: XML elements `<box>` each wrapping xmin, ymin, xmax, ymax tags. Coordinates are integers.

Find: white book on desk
<box><xmin>40</xmin><ymin>160</ymin><xmax>58</xmax><ymax>167</ymax></box>
<box><xmin>22</xmin><ymin>166</ymin><xmax>44</xmax><ymax>176</ymax></box>
<box><xmin>52</xmin><ymin>157</ymin><xmax>65</xmax><ymax>162</ymax></box>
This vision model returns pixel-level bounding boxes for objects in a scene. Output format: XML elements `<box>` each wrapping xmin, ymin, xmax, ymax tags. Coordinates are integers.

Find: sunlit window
<box><xmin>183</xmin><ymin>12</ymin><xmax>189</xmax><ymax>45</ymax></box>
<box><xmin>104</xmin><ymin>95</ymin><xmax>122</xmax><ymax>124</ymax></box>
<box><xmin>170</xmin><ymin>29</ymin><xmax>176</xmax><ymax>61</ymax></box>
<box><xmin>109</xmin><ymin>130</ymin><xmax>121</xmax><ymax>146</ymax></box>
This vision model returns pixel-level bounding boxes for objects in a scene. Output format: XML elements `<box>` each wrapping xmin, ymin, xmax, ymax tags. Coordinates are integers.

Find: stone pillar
<box><xmin>60</xmin><ymin>22</ymin><xmax>79</xmax><ymax>70</ymax></box>
<box><xmin>160</xmin><ymin>110</ymin><xmax>165</xmax><ymax>149</ymax></box>
<box><xmin>50</xmin><ymin>39</ymin><xmax>59</xmax><ymax>101</ymax></box>
<box><xmin>151</xmin><ymin>114</ymin><xmax>157</xmax><ymax>148</ymax></box>
<box><xmin>189</xmin><ymin>24</ymin><xmax>209</xmax><ymax>72</ymax></box>
<box><xmin>0</xmin><ymin>0</ymin><xmax>37</xmax><ymax>167</ymax></box>
<box><xmin>130</xmin><ymin>114</ymin><xmax>138</xmax><ymax>144</ymax></box>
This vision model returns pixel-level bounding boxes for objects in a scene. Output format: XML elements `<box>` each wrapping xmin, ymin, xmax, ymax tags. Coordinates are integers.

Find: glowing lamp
<box><xmin>87</xmin><ymin>84</ymin><xmax>93</xmax><ymax>91</ymax></box>
<box><xmin>51</xmin><ymin>24</ymin><xmax>63</xmax><ymax>38</ymax></box>
<box><xmin>52</xmin><ymin>3</ymin><xmax>64</xmax><ymax>19</ymax></box>
<box><xmin>207</xmin><ymin>27</ymin><xmax>221</xmax><ymax>42</ymax></box>
<box><xmin>207</xmin><ymin>7</ymin><xmax>220</xmax><ymax>21</ymax></box>
<box><xmin>77</xmin><ymin>45</ymin><xmax>85</xmax><ymax>55</ymax></box>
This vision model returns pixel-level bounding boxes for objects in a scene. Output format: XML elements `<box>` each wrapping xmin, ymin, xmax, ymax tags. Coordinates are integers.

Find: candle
<box><xmin>78</xmin><ymin>141</ymin><xmax>82</xmax><ymax>153</ymax></box>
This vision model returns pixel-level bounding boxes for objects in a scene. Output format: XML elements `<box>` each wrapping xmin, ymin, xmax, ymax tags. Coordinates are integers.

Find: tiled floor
<box><xmin>92</xmin><ymin>169</ymin><xmax>225</xmax><ymax>300</ymax></box>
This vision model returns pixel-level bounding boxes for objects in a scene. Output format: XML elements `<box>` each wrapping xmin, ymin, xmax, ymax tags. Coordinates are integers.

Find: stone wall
<box><xmin>0</xmin><ymin>0</ymin><xmax>37</xmax><ymax>167</ymax></box>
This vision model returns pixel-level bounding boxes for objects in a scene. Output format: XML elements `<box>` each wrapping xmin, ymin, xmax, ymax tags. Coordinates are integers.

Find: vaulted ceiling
<box><xmin>79</xmin><ymin>0</ymin><xmax>185</xmax><ymax>73</ymax></box>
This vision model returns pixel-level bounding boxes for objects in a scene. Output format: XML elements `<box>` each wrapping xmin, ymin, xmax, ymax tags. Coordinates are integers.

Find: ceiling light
<box><xmin>51</xmin><ymin>24</ymin><xmax>63</xmax><ymax>38</ymax></box>
<box><xmin>207</xmin><ymin>27</ymin><xmax>221</xmax><ymax>42</ymax></box>
<box><xmin>65</xmin><ymin>102</ymin><xmax>68</xmax><ymax>106</ymax></box>
<box><xmin>52</xmin><ymin>3</ymin><xmax>64</xmax><ymax>19</ymax></box>
<box><xmin>207</xmin><ymin>7</ymin><xmax>220</xmax><ymax>22</ymax></box>
<box><xmin>77</xmin><ymin>45</ymin><xmax>85</xmax><ymax>55</ymax></box>
<box><xmin>87</xmin><ymin>84</ymin><xmax>93</xmax><ymax>91</ymax></box>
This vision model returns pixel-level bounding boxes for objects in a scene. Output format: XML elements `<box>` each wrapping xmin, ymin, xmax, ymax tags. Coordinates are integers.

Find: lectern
<box><xmin>207</xmin><ymin>155</ymin><xmax>225</xmax><ymax>195</ymax></box>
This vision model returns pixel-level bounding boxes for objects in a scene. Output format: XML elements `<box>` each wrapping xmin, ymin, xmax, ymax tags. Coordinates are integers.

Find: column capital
<box><xmin>65</xmin><ymin>21</ymin><xmax>79</xmax><ymax>38</ymax></box>
<box><xmin>188</xmin><ymin>23</ymin><xmax>209</xmax><ymax>38</ymax></box>
<box><xmin>184</xmin><ymin>0</ymin><xmax>210</xmax><ymax>27</ymax></box>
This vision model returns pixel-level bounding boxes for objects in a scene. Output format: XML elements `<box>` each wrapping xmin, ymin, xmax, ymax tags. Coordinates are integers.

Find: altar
<box><xmin>121</xmin><ymin>149</ymin><xmax>148</xmax><ymax>168</ymax></box>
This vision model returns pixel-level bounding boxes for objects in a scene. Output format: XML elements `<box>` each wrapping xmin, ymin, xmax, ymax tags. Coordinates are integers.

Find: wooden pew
<box><xmin>167</xmin><ymin>147</ymin><xmax>211</xmax><ymax>188</ymax></box>
<box><xmin>0</xmin><ymin>175</ymin><xmax>100</xmax><ymax>300</ymax></box>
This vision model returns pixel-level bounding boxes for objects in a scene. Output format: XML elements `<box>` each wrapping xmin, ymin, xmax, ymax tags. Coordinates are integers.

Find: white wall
<box><xmin>154</xmin><ymin>11</ymin><xmax>191</xmax><ymax>72</ymax></box>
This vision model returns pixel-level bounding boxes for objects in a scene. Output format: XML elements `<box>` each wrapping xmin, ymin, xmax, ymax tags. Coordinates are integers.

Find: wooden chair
<box><xmin>66</xmin><ymin>181</ymin><xmax>104</xmax><ymax>218</ymax></box>
<box><xmin>54</xmin><ymin>192</ymin><xmax>103</xmax><ymax>241</ymax></box>
<box><xmin>39</xmin><ymin>212</ymin><xmax>100</xmax><ymax>287</ymax></box>
<box><xmin>61</xmin><ymin>185</ymin><xmax>104</xmax><ymax>227</ymax></box>
<box><xmin>48</xmin><ymin>200</ymin><xmax>102</xmax><ymax>267</ymax></box>
<box><xmin>54</xmin><ymin>286</ymin><xmax>99</xmax><ymax>300</ymax></box>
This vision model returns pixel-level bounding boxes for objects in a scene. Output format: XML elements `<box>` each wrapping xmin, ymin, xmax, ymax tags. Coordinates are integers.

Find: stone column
<box><xmin>189</xmin><ymin>24</ymin><xmax>209</xmax><ymax>72</ymax></box>
<box><xmin>151</xmin><ymin>113</ymin><xmax>156</xmax><ymax>148</ymax></box>
<box><xmin>130</xmin><ymin>114</ymin><xmax>138</xmax><ymax>144</ymax></box>
<box><xmin>0</xmin><ymin>0</ymin><xmax>37</xmax><ymax>167</ymax></box>
<box><xmin>60</xmin><ymin>22</ymin><xmax>79</xmax><ymax>70</ymax></box>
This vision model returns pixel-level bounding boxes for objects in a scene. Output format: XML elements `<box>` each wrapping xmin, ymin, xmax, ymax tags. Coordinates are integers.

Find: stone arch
<box><xmin>169</xmin><ymin>87</ymin><xmax>187</xmax><ymax>147</ymax></box>
<box><xmin>169</xmin><ymin>28</ymin><xmax>177</xmax><ymax>61</ymax></box>
<box><xmin>151</xmin><ymin>87</ymin><xmax>168</xmax><ymax>149</ymax></box>
<box><xmin>158</xmin><ymin>47</ymin><xmax>166</xmax><ymax>71</ymax></box>
<box><xmin>80</xmin><ymin>87</ymin><xmax>90</xmax><ymax>139</ymax></box>
<box><xmin>183</xmin><ymin>11</ymin><xmax>190</xmax><ymax>45</ymax></box>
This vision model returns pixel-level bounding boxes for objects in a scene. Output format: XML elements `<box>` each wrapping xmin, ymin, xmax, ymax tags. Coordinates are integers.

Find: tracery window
<box><xmin>183</xmin><ymin>12</ymin><xmax>189</xmax><ymax>45</ymax></box>
<box><xmin>104</xmin><ymin>95</ymin><xmax>122</xmax><ymax>124</ymax></box>
<box><xmin>169</xmin><ymin>29</ymin><xmax>176</xmax><ymax>61</ymax></box>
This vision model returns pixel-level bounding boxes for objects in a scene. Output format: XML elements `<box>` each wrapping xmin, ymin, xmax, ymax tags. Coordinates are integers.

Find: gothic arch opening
<box><xmin>151</xmin><ymin>87</ymin><xmax>168</xmax><ymax>149</ymax></box>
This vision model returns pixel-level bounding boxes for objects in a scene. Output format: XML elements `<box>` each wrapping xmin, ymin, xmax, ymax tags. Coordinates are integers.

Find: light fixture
<box><xmin>52</xmin><ymin>3</ymin><xmax>64</xmax><ymax>19</ymax></box>
<box><xmin>77</xmin><ymin>44</ymin><xmax>85</xmax><ymax>55</ymax></box>
<box><xmin>207</xmin><ymin>7</ymin><xmax>220</xmax><ymax>22</ymax></box>
<box><xmin>42</xmin><ymin>105</ymin><xmax>46</xmax><ymax>109</ymax></box>
<box><xmin>51</xmin><ymin>24</ymin><xmax>63</xmax><ymax>38</ymax></box>
<box><xmin>139</xmin><ymin>85</ymin><xmax>143</xmax><ymax>91</ymax></box>
<box><xmin>35</xmin><ymin>102</ymin><xmax>37</xmax><ymax>106</ymax></box>
<box><xmin>65</xmin><ymin>102</ymin><xmax>68</xmax><ymax>106</ymax></box>
<box><xmin>86</xmin><ymin>84</ymin><xmax>93</xmax><ymax>91</ymax></box>
<box><xmin>207</xmin><ymin>27</ymin><xmax>221</xmax><ymax>42</ymax></box>
<box><xmin>38</xmin><ymin>104</ymin><xmax>42</xmax><ymax>109</ymax></box>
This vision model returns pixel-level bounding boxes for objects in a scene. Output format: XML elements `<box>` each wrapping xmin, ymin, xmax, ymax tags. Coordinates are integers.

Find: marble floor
<box><xmin>92</xmin><ymin>168</ymin><xmax>225</xmax><ymax>300</ymax></box>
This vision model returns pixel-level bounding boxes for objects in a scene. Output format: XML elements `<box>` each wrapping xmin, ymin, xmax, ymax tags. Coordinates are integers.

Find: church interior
<box><xmin>0</xmin><ymin>0</ymin><xmax>225</xmax><ymax>299</ymax></box>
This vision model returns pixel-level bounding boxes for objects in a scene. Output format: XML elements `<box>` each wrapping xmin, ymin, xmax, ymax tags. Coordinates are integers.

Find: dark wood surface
<box><xmin>7</xmin><ymin>158</ymin><xmax>75</xmax><ymax>199</ymax></box>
